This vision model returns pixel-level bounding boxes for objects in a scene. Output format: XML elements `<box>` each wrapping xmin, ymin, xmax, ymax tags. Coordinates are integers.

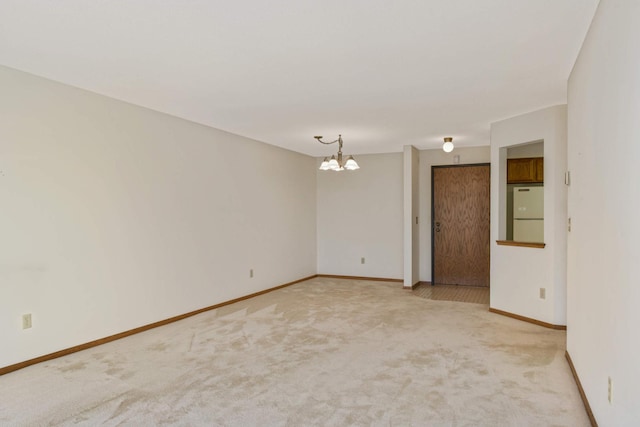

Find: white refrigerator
<box><xmin>513</xmin><ymin>186</ymin><xmax>544</xmax><ymax>242</ymax></box>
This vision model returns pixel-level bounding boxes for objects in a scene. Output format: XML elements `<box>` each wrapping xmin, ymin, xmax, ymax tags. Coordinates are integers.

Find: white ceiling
<box><xmin>0</xmin><ymin>0</ymin><xmax>599</xmax><ymax>156</ymax></box>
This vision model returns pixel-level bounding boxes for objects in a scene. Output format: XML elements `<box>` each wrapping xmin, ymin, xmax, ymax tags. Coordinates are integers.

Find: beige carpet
<box><xmin>0</xmin><ymin>277</ymin><xmax>588</xmax><ymax>426</ymax></box>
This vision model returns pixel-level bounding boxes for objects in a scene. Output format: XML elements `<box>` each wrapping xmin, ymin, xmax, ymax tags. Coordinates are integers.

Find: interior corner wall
<box><xmin>317</xmin><ymin>153</ymin><xmax>403</xmax><ymax>279</ymax></box>
<box><xmin>0</xmin><ymin>66</ymin><xmax>317</xmax><ymax>368</ymax></box>
<box><xmin>490</xmin><ymin>105</ymin><xmax>567</xmax><ymax>326</ymax></box>
<box><xmin>418</xmin><ymin>146</ymin><xmax>491</xmax><ymax>282</ymax></box>
<box><xmin>567</xmin><ymin>0</ymin><xmax>640</xmax><ymax>424</ymax></box>
<box><xmin>403</xmin><ymin>146</ymin><xmax>419</xmax><ymax>287</ymax></box>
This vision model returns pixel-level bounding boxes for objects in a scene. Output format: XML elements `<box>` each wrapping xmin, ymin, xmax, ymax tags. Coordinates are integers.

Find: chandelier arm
<box><xmin>314</xmin><ymin>135</ymin><xmax>343</xmax><ymax>146</ymax></box>
<box><xmin>314</xmin><ymin>138</ymin><xmax>340</xmax><ymax>145</ymax></box>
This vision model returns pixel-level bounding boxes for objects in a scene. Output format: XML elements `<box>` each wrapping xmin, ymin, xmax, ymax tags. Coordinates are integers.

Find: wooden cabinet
<box><xmin>507</xmin><ymin>157</ymin><xmax>543</xmax><ymax>183</ymax></box>
<box><xmin>536</xmin><ymin>157</ymin><xmax>544</xmax><ymax>182</ymax></box>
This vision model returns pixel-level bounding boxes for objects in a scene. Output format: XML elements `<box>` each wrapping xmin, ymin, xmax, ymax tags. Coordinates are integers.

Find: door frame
<box><xmin>430</xmin><ymin>162</ymin><xmax>491</xmax><ymax>286</ymax></box>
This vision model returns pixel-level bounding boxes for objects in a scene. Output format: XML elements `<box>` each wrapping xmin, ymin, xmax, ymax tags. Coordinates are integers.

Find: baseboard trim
<box><xmin>316</xmin><ymin>274</ymin><xmax>403</xmax><ymax>283</ymax></box>
<box><xmin>0</xmin><ymin>274</ymin><xmax>317</xmax><ymax>377</ymax></box>
<box><xmin>565</xmin><ymin>351</ymin><xmax>598</xmax><ymax>427</ymax></box>
<box><xmin>403</xmin><ymin>281</ymin><xmax>430</xmax><ymax>290</ymax></box>
<box><xmin>488</xmin><ymin>308</ymin><xmax>567</xmax><ymax>330</ymax></box>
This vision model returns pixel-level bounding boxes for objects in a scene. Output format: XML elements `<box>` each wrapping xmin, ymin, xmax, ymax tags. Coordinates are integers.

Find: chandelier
<box><xmin>315</xmin><ymin>134</ymin><xmax>360</xmax><ymax>171</ymax></box>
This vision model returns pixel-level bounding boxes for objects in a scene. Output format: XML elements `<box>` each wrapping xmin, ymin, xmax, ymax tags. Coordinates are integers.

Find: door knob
<box><xmin>435</xmin><ymin>222</ymin><xmax>441</xmax><ymax>232</ymax></box>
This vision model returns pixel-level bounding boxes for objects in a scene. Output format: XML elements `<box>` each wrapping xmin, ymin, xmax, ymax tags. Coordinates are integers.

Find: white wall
<box><xmin>490</xmin><ymin>105</ymin><xmax>567</xmax><ymax>326</ymax></box>
<box><xmin>507</xmin><ymin>141</ymin><xmax>544</xmax><ymax>158</ymax></box>
<box><xmin>418</xmin><ymin>147</ymin><xmax>491</xmax><ymax>282</ymax></box>
<box><xmin>317</xmin><ymin>153</ymin><xmax>403</xmax><ymax>279</ymax></box>
<box><xmin>0</xmin><ymin>66</ymin><xmax>317</xmax><ymax>368</ymax></box>
<box><xmin>567</xmin><ymin>0</ymin><xmax>640</xmax><ymax>424</ymax></box>
<box><xmin>403</xmin><ymin>146</ymin><xmax>419</xmax><ymax>287</ymax></box>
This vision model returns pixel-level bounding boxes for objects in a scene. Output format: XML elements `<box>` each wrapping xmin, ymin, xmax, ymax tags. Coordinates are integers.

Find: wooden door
<box><xmin>432</xmin><ymin>164</ymin><xmax>490</xmax><ymax>286</ymax></box>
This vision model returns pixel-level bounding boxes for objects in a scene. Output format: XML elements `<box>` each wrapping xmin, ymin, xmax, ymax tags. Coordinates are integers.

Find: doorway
<box><xmin>431</xmin><ymin>164</ymin><xmax>490</xmax><ymax>287</ymax></box>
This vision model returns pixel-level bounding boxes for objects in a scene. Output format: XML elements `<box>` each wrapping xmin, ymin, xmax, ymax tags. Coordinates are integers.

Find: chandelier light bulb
<box><xmin>327</xmin><ymin>155</ymin><xmax>340</xmax><ymax>170</ymax></box>
<box><xmin>319</xmin><ymin>157</ymin><xmax>331</xmax><ymax>170</ymax></box>
<box><xmin>344</xmin><ymin>156</ymin><xmax>360</xmax><ymax>170</ymax></box>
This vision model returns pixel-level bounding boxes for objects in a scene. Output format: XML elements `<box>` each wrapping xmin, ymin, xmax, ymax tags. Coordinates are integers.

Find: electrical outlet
<box><xmin>568</xmin><ymin>217</ymin><xmax>571</xmax><ymax>232</ymax></box>
<box><xmin>22</xmin><ymin>313</ymin><xmax>32</xmax><ymax>330</ymax></box>
<box><xmin>608</xmin><ymin>377</ymin><xmax>613</xmax><ymax>404</ymax></box>
<box><xmin>249</xmin><ymin>269</ymin><xmax>254</xmax><ymax>278</ymax></box>
<box><xmin>539</xmin><ymin>288</ymin><xmax>546</xmax><ymax>299</ymax></box>
<box><xmin>361</xmin><ymin>257</ymin><xmax>365</xmax><ymax>264</ymax></box>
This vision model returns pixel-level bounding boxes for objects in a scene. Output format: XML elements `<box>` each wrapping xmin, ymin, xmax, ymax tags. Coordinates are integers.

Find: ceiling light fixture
<box><xmin>316</xmin><ymin>134</ymin><xmax>360</xmax><ymax>171</ymax></box>
<box><xmin>442</xmin><ymin>137</ymin><xmax>454</xmax><ymax>153</ymax></box>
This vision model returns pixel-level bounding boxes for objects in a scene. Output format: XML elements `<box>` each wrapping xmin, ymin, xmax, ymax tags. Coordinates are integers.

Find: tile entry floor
<box><xmin>413</xmin><ymin>283</ymin><xmax>490</xmax><ymax>305</ymax></box>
